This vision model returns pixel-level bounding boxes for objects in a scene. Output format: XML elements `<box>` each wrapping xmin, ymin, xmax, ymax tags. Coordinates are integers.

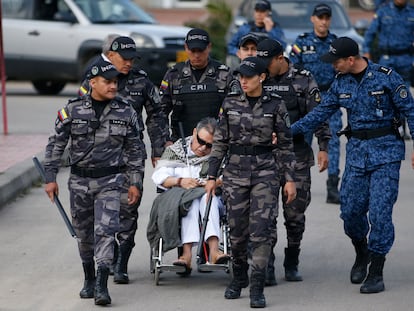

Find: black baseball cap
<box><xmin>239</xmin><ymin>33</ymin><xmax>260</xmax><ymax>48</ymax></box>
<box><xmin>312</xmin><ymin>3</ymin><xmax>332</xmax><ymax>17</ymax></box>
<box><xmin>185</xmin><ymin>28</ymin><xmax>210</xmax><ymax>50</ymax></box>
<box><xmin>256</xmin><ymin>39</ymin><xmax>284</xmax><ymax>66</ymax></box>
<box><xmin>320</xmin><ymin>37</ymin><xmax>359</xmax><ymax>63</ymax></box>
<box><xmin>88</xmin><ymin>59</ymin><xmax>120</xmax><ymax>80</ymax></box>
<box><xmin>234</xmin><ymin>57</ymin><xmax>267</xmax><ymax>77</ymax></box>
<box><xmin>255</xmin><ymin>0</ymin><xmax>271</xmax><ymax>11</ymax></box>
<box><xmin>110</xmin><ymin>36</ymin><xmax>140</xmax><ymax>59</ymax></box>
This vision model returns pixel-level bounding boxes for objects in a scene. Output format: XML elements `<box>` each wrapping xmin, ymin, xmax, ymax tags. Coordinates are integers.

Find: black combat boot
<box><xmin>109</xmin><ymin>241</ymin><xmax>119</xmax><ymax>275</ymax></box>
<box><xmin>94</xmin><ymin>266</ymin><xmax>111</xmax><ymax>305</ymax></box>
<box><xmin>224</xmin><ymin>262</ymin><xmax>249</xmax><ymax>299</ymax></box>
<box><xmin>360</xmin><ymin>253</ymin><xmax>385</xmax><ymax>294</ymax></box>
<box><xmin>79</xmin><ymin>261</ymin><xmax>95</xmax><ymax>299</ymax></box>
<box><xmin>114</xmin><ymin>243</ymin><xmax>133</xmax><ymax>284</ymax></box>
<box><xmin>250</xmin><ymin>271</ymin><xmax>266</xmax><ymax>308</ymax></box>
<box><xmin>284</xmin><ymin>247</ymin><xmax>303</xmax><ymax>282</ymax></box>
<box><xmin>326</xmin><ymin>175</ymin><xmax>340</xmax><ymax>204</ymax></box>
<box><xmin>265</xmin><ymin>249</ymin><xmax>277</xmax><ymax>286</ymax></box>
<box><xmin>350</xmin><ymin>238</ymin><xmax>370</xmax><ymax>284</ymax></box>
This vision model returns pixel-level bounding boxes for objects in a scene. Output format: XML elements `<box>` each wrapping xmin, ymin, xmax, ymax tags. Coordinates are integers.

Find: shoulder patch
<box><xmin>397</xmin><ymin>85</ymin><xmax>408</xmax><ymax>99</ymax></box>
<box><xmin>311</xmin><ymin>87</ymin><xmax>321</xmax><ymax>102</ymax></box>
<box><xmin>298</xmin><ymin>32</ymin><xmax>308</xmax><ymax>38</ymax></box>
<box><xmin>378</xmin><ymin>66</ymin><xmax>392</xmax><ymax>75</ymax></box>
<box><xmin>160</xmin><ymin>80</ymin><xmax>169</xmax><ymax>90</ymax></box>
<box><xmin>218</xmin><ymin>64</ymin><xmax>230</xmax><ymax>71</ymax></box>
<box><xmin>57</xmin><ymin>108</ymin><xmax>69</xmax><ymax>122</ymax></box>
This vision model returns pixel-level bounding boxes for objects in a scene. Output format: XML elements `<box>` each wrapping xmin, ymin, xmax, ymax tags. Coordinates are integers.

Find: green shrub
<box><xmin>184</xmin><ymin>0</ymin><xmax>233</xmax><ymax>62</ymax></box>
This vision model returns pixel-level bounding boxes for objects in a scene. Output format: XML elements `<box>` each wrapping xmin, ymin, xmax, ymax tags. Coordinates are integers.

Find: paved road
<box><xmin>0</xmin><ymin>82</ymin><xmax>413</xmax><ymax>310</ymax></box>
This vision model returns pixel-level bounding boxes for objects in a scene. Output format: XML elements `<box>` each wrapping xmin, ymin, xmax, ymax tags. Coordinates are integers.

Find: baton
<box><xmin>33</xmin><ymin>156</ymin><xmax>77</xmax><ymax>239</ymax></box>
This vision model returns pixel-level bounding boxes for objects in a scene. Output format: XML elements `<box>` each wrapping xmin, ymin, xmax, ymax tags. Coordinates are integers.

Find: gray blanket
<box><xmin>146</xmin><ymin>187</ymin><xmax>206</xmax><ymax>252</ymax></box>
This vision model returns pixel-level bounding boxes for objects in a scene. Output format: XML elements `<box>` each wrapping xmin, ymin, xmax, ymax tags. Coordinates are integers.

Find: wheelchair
<box><xmin>149</xmin><ymin>190</ymin><xmax>232</xmax><ymax>286</ymax></box>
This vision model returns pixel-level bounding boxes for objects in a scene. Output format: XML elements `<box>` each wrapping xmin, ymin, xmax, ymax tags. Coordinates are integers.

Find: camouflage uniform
<box><xmin>291</xmin><ymin>61</ymin><xmax>414</xmax><ymax>256</ymax></box>
<box><xmin>289</xmin><ymin>31</ymin><xmax>342</xmax><ymax>177</ymax></box>
<box><xmin>263</xmin><ymin>61</ymin><xmax>330</xmax><ymax>281</ymax></box>
<box><xmin>80</xmin><ymin>64</ymin><xmax>169</xmax><ymax>251</ymax></box>
<box><xmin>44</xmin><ymin>95</ymin><xmax>145</xmax><ymax>267</ymax></box>
<box><xmin>208</xmin><ymin>90</ymin><xmax>295</xmax><ymax>279</ymax></box>
<box><xmin>159</xmin><ymin>59</ymin><xmax>232</xmax><ymax>141</ymax></box>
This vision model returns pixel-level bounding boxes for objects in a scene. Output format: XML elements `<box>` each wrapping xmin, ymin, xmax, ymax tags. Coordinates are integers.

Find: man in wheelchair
<box><xmin>148</xmin><ymin>117</ymin><xmax>230</xmax><ymax>275</ymax></box>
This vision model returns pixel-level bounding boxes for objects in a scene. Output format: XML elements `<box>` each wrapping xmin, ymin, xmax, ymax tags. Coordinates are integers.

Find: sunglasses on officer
<box><xmin>196</xmin><ymin>133</ymin><xmax>213</xmax><ymax>149</ymax></box>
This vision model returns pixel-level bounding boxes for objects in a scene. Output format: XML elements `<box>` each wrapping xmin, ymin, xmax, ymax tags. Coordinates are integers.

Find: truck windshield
<box><xmin>73</xmin><ymin>0</ymin><xmax>156</xmax><ymax>24</ymax></box>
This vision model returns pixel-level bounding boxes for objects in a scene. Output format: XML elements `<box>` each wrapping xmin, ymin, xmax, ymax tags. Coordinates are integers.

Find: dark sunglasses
<box><xmin>196</xmin><ymin>134</ymin><xmax>213</xmax><ymax>149</ymax></box>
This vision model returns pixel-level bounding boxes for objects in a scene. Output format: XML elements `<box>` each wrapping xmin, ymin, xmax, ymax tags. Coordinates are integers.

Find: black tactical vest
<box><xmin>170</xmin><ymin>60</ymin><xmax>228</xmax><ymax>140</ymax></box>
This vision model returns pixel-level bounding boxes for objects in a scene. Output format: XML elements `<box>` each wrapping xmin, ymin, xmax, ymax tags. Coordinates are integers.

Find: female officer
<box><xmin>205</xmin><ymin>57</ymin><xmax>296</xmax><ymax>308</ymax></box>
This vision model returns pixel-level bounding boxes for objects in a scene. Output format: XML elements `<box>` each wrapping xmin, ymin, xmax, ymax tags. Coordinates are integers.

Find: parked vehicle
<box><xmin>226</xmin><ymin>0</ymin><xmax>364</xmax><ymax>67</ymax></box>
<box><xmin>2</xmin><ymin>0</ymin><xmax>190</xmax><ymax>94</ymax></box>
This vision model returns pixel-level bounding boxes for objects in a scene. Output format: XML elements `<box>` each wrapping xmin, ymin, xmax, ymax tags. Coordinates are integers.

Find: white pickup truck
<box><xmin>2</xmin><ymin>0</ymin><xmax>190</xmax><ymax>94</ymax></box>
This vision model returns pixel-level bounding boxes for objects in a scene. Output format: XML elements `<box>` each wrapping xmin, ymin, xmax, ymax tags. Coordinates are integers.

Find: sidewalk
<box><xmin>0</xmin><ymin>134</ymin><xmax>48</xmax><ymax>207</ymax></box>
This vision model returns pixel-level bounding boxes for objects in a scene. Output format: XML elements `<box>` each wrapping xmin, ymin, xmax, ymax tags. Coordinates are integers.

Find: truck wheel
<box><xmin>32</xmin><ymin>81</ymin><xmax>66</xmax><ymax>95</ymax></box>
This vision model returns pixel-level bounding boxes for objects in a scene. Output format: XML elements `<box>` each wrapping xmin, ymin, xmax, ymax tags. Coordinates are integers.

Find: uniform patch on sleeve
<box><xmin>78</xmin><ymin>86</ymin><xmax>88</xmax><ymax>96</ymax></box>
<box><xmin>397</xmin><ymin>85</ymin><xmax>408</xmax><ymax>99</ymax></box>
<box><xmin>160</xmin><ymin>80</ymin><xmax>169</xmax><ymax>90</ymax></box>
<box><xmin>284</xmin><ymin>112</ymin><xmax>291</xmax><ymax>128</ymax></box>
<box><xmin>292</xmin><ymin>44</ymin><xmax>302</xmax><ymax>55</ymax></box>
<box><xmin>57</xmin><ymin>108</ymin><xmax>68</xmax><ymax>122</ymax></box>
<box><xmin>218</xmin><ymin>107</ymin><xmax>224</xmax><ymax>118</ymax></box>
<box><xmin>310</xmin><ymin>87</ymin><xmax>321</xmax><ymax>102</ymax></box>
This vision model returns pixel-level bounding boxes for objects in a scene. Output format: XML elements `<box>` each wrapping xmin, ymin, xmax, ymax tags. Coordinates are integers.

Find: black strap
<box><xmin>71</xmin><ymin>165</ymin><xmax>126</xmax><ymax>178</ymax></box>
<box><xmin>350</xmin><ymin>127</ymin><xmax>394</xmax><ymax>140</ymax></box>
<box><xmin>229</xmin><ymin>145</ymin><xmax>273</xmax><ymax>155</ymax></box>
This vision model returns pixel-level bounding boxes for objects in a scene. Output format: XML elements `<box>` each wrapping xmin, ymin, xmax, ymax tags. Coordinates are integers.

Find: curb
<box><xmin>0</xmin><ymin>152</ymin><xmax>44</xmax><ymax>208</ymax></box>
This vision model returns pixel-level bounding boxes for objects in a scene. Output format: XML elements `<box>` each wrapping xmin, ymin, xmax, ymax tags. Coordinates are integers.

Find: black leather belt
<box><xmin>350</xmin><ymin>127</ymin><xmax>394</xmax><ymax>140</ymax></box>
<box><xmin>71</xmin><ymin>165</ymin><xmax>126</xmax><ymax>178</ymax></box>
<box><xmin>229</xmin><ymin>145</ymin><xmax>273</xmax><ymax>155</ymax></box>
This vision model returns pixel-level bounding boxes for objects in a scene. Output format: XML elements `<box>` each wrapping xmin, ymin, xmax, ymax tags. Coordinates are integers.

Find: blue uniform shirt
<box><xmin>227</xmin><ymin>22</ymin><xmax>286</xmax><ymax>56</ymax></box>
<box><xmin>292</xmin><ymin>60</ymin><xmax>414</xmax><ymax>169</ymax></box>
<box><xmin>289</xmin><ymin>31</ymin><xmax>337</xmax><ymax>90</ymax></box>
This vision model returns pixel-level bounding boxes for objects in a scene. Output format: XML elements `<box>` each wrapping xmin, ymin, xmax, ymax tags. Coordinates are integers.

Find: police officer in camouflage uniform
<box><xmin>44</xmin><ymin>59</ymin><xmax>145</xmax><ymax>306</ymax></box>
<box><xmin>291</xmin><ymin>37</ymin><xmax>414</xmax><ymax>294</ymax></box>
<box><xmin>289</xmin><ymin>3</ymin><xmax>342</xmax><ymax>204</ymax></box>
<box><xmin>79</xmin><ymin>35</ymin><xmax>169</xmax><ymax>283</ymax></box>
<box><xmin>160</xmin><ymin>28</ymin><xmax>232</xmax><ymax>142</ymax></box>
<box><xmin>363</xmin><ymin>0</ymin><xmax>414</xmax><ymax>139</ymax></box>
<box><xmin>257</xmin><ymin>39</ymin><xmax>330</xmax><ymax>285</ymax></box>
<box><xmin>206</xmin><ymin>57</ymin><xmax>296</xmax><ymax>308</ymax></box>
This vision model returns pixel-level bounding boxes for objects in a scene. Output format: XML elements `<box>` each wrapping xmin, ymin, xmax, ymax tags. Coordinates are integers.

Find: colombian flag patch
<box><xmin>79</xmin><ymin>86</ymin><xmax>88</xmax><ymax>96</ymax></box>
<box><xmin>292</xmin><ymin>44</ymin><xmax>301</xmax><ymax>54</ymax></box>
<box><xmin>160</xmin><ymin>80</ymin><xmax>169</xmax><ymax>90</ymax></box>
<box><xmin>58</xmin><ymin>108</ymin><xmax>68</xmax><ymax>122</ymax></box>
